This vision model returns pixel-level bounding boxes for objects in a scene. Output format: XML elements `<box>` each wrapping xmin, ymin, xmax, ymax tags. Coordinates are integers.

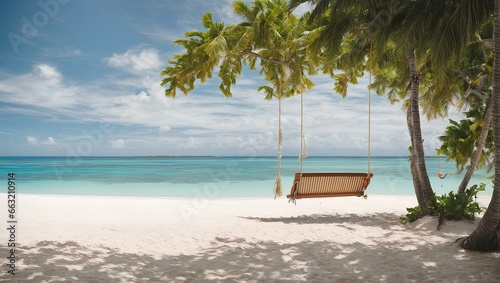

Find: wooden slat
<box><xmin>286</xmin><ymin>172</ymin><xmax>373</xmax><ymax>199</ymax></box>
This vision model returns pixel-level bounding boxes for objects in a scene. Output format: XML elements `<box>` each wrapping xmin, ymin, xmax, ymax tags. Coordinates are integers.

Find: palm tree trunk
<box><xmin>407</xmin><ymin>53</ymin><xmax>434</xmax><ymax>206</ymax></box>
<box><xmin>457</xmin><ymin>102</ymin><xmax>493</xmax><ymax>194</ymax></box>
<box><xmin>461</xmin><ymin>0</ymin><xmax>500</xmax><ymax>251</ymax></box>
<box><xmin>407</xmin><ymin>106</ymin><xmax>425</xmax><ymax>206</ymax></box>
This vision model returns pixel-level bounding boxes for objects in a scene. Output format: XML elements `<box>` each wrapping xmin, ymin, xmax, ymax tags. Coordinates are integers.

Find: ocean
<box><xmin>0</xmin><ymin>156</ymin><xmax>493</xmax><ymax>198</ymax></box>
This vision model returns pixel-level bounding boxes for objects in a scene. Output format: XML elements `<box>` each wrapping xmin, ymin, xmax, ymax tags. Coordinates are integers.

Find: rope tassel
<box><xmin>273</xmin><ymin>172</ymin><xmax>282</xmax><ymax>199</ymax></box>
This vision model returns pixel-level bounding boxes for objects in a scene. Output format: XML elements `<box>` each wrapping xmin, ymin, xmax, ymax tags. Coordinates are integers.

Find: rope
<box><xmin>273</xmin><ymin>97</ymin><xmax>283</xmax><ymax>198</ymax></box>
<box><xmin>291</xmin><ymin>42</ymin><xmax>373</xmax><ymax>203</ymax></box>
<box><xmin>278</xmin><ymin>96</ymin><xmax>283</xmax><ymax>147</ymax></box>
<box><xmin>299</xmin><ymin>92</ymin><xmax>306</xmax><ymax>173</ymax></box>
<box><xmin>368</xmin><ymin>40</ymin><xmax>372</xmax><ymax>174</ymax></box>
<box><xmin>294</xmin><ymin>92</ymin><xmax>306</xmax><ymax>205</ymax></box>
<box><xmin>303</xmin><ymin>137</ymin><xmax>308</xmax><ymax>159</ymax></box>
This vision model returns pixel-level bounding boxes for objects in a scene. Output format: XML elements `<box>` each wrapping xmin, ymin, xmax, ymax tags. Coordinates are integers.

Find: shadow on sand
<box><xmin>2</xmin><ymin>213</ymin><xmax>500</xmax><ymax>282</ymax></box>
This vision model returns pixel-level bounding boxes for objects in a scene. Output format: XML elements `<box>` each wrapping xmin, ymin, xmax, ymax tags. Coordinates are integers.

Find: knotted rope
<box><xmin>273</xmin><ymin>97</ymin><xmax>283</xmax><ymax>199</ymax></box>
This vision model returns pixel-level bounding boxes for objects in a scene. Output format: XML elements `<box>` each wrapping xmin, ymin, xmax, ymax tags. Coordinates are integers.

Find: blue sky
<box><xmin>0</xmin><ymin>0</ymin><xmax>462</xmax><ymax>156</ymax></box>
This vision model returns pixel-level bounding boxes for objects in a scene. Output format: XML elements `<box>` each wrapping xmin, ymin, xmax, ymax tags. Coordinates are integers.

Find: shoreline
<box><xmin>1</xmin><ymin>194</ymin><xmax>498</xmax><ymax>282</ymax></box>
<box><xmin>0</xmin><ymin>192</ymin><xmax>420</xmax><ymax>199</ymax></box>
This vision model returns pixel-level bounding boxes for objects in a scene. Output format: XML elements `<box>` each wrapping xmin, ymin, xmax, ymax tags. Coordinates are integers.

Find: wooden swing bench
<box><xmin>286</xmin><ymin>172</ymin><xmax>373</xmax><ymax>200</ymax></box>
<box><xmin>276</xmin><ymin>43</ymin><xmax>376</xmax><ymax>202</ymax></box>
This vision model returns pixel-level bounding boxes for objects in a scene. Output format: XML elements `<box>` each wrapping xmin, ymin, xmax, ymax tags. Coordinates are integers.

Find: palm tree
<box><xmin>289</xmin><ymin>0</ymin><xmax>438</xmax><ymax>206</ymax></box>
<box><xmin>461</xmin><ymin>0</ymin><xmax>500</xmax><ymax>251</ymax></box>
<box><xmin>391</xmin><ymin>0</ymin><xmax>491</xmax><ymax>205</ymax></box>
<box><xmin>380</xmin><ymin>0</ymin><xmax>499</xmax><ymax>250</ymax></box>
<box><xmin>292</xmin><ymin>0</ymin><xmax>495</xmax><ymax>207</ymax></box>
<box><xmin>161</xmin><ymin>0</ymin><xmax>316</xmax><ymax>198</ymax></box>
<box><xmin>453</xmin><ymin>29</ymin><xmax>494</xmax><ymax>193</ymax></box>
<box><xmin>406</xmin><ymin>52</ymin><xmax>435</xmax><ymax>205</ymax></box>
<box><xmin>290</xmin><ymin>0</ymin><xmax>499</xmax><ymax>251</ymax></box>
<box><xmin>424</xmin><ymin>23</ymin><xmax>494</xmax><ymax>194</ymax></box>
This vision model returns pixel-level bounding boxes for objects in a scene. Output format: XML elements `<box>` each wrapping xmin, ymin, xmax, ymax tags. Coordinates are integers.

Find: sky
<box><xmin>0</xmin><ymin>0</ymin><xmax>463</xmax><ymax>157</ymax></box>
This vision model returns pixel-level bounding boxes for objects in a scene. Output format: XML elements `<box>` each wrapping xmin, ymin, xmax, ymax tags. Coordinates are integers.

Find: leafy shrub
<box><xmin>400</xmin><ymin>183</ymin><xmax>486</xmax><ymax>229</ymax></box>
<box><xmin>400</xmin><ymin>205</ymin><xmax>429</xmax><ymax>224</ymax></box>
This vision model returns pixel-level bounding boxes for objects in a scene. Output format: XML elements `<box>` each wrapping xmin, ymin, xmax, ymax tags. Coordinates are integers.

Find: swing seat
<box><xmin>287</xmin><ymin>172</ymin><xmax>373</xmax><ymax>199</ymax></box>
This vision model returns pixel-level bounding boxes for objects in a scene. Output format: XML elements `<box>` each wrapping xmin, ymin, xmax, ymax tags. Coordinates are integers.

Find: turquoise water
<box><xmin>0</xmin><ymin>156</ymin><xmax>493</xmax><ymax>197</ymax></box>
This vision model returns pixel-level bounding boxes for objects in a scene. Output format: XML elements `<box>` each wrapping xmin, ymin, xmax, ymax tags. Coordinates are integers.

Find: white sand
<box><xmin>1</xmin><ymin>193</ymin><xmax>499</xmax><ymax>282</ymax></box>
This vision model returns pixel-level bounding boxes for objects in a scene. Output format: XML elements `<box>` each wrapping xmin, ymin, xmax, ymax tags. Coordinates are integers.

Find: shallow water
<box><xmin>0</xmin><ymin>156</ymin><xmax>493</xmax><ymax>197</ymax></box>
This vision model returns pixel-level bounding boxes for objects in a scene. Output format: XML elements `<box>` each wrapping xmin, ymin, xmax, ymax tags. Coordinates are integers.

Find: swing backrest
<box><xmin>287</xmin><ymin>172</ymin><xmax>373</xmax><ymax>199</ymax></box>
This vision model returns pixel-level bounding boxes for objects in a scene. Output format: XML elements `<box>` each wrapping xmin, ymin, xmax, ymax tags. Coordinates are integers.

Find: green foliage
<box><xmin>438</xmin><ymin>118</ymin><xmax>477</xmax><ymax>173</ymax></box>
<box><xmin>400</xmin><ymin>205</ymin><xmax>427</xmax><ymax>224</ymax></box>
<box><xmin>438</xmin><ymin>106</ymin><xmax>494</xmax><ymax>174</ymax></box>
<box><xmin>432</xmin><ymin>183</ymin><xmax>485</xmax><ymax>222</ymax></box>
<box><xmin>161</xmin><ymin>0</ymin><xmax>316</xmax><ymax>100</ymax></box>
<box><xmin>400</xmin><ymin>183</ymin><xmax>486</xmax><ymax>229</ymax></box>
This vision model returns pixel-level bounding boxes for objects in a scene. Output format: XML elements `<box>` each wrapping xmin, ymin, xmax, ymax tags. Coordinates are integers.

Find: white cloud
<box><xmin>182</xmin><ymin>137</ymin><xmax>202</xmax><ymax>149</ymax></box>
<box><xmin>27</xmin><ymin>136</ymin><xmax>37</xmax><ymax>145</ymax></box>
<box><xmin>291</xmin><ymin>2</ymin><xmax>313</xmax><ymax>18</ymax></box>
<box><xmin>111</xmin><ymin>139</ymin><xmax>125</xmax><ymax>148</ymax></box>
<box><xmin>0</xmin><ymin>64</ymin><xmax>78</xmax><ymax>109</ymax></box>
<box><xmin>0</xmin><ymin>50</ymin><xmax>467</xmax><ymax>156</ymax></box>
<box><xmin>0</xmin><ymin>0</ymin><xmax>473</xmax><ymax>157</ymax></box>
<box><xmin>106</xmin><ymin>48</ymin><xmax>162</xmax><ymax>74</ymax></box>
<box><xmin>36</xmin><ymin>64</ymin><xmax>62</xmax><ymax>81</ymax></box>
<box><xmin>43</xmin><ymin>137</ymin><xmax>55</xmax><ymax>145</ymax></box>
<box><xmin>159</xmin><ymin>125</ymin><xmax>171</xmax><ymax>132</ymax></box>
<box><xmin>26</xmin><ymin>136</ymin><xmax>56</xmax><ymax>146</ymax></box>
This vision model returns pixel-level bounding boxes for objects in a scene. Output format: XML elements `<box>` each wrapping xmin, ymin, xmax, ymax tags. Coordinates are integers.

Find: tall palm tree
<box><xmin>454</xmin><ymin>30</ymin><xmax>494</xmax><ymax>193</ymax></box>
<box><xmin>461</xmin><ymin>0</ymin><xmax>500</xmax><ymax>251</ymax></box>
<box><xmin>290</xmin><ymin>0</ymin><xmax>438</xmax><ymax>206</ymax></box>
<box><xmin>291</xmin><ymin>0</ymin><xmax>499</xmax><ymax>250</ymax></box>
<box><xmin>291</xmin><ymin>0</ymin><xmax>493</xmax><ymax>207</ymax></box>
<box><xmin>425</xmin><ymin>24</ymin><xmax>494</xmax><ymax>194</ymax></box>
<box><xmin>406</xmin><ymin>52</ymin><xmax>435</xmax><ymax>205</ymax></box>
<box><xmin>391</xmin><ymin>0</ymin><xmax>491</xmax><ymax>205</ymax></box>
<box><xmin>381</xmin><ymin>0</ymin><xmax>498</xmax><ymax>251</ymax></box>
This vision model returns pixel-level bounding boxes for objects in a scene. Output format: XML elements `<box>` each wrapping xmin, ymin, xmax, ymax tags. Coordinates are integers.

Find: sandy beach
<box><xmin>1</xmin><ymin>193</ymin><xmax>500</xmax><ymax>282</ymax></box>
